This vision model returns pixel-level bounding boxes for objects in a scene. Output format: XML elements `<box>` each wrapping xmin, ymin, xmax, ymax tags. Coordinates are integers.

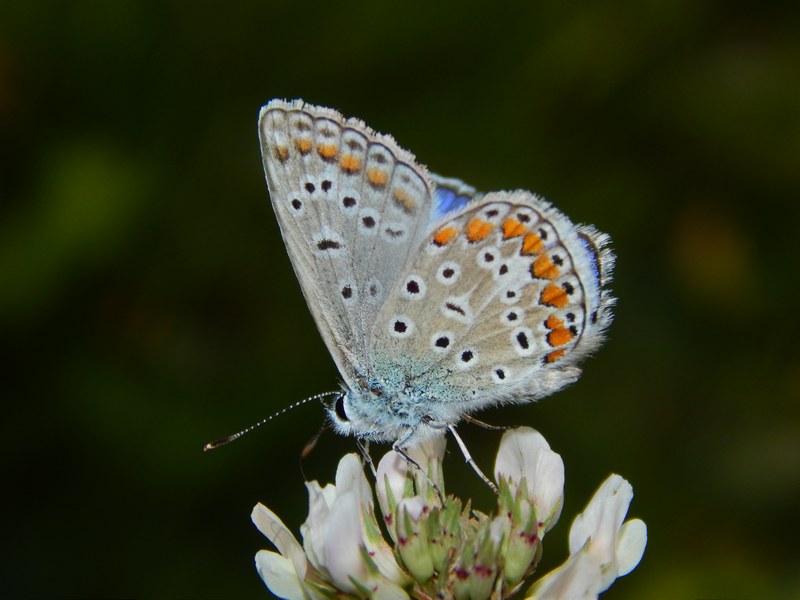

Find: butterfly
<box><xmin>258</xmin><ymin>99</ymin><xmax>614</xmax><ymax>455</ymax></box>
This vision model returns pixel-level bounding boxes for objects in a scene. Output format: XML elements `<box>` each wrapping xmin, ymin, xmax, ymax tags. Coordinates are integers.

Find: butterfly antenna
<box><xmin>203</xmin><ymin>391</ymin><xmax>340</xmax><ymax>451</ymax></box>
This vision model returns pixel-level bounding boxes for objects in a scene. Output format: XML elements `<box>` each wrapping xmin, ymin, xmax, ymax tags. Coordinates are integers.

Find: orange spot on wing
<box><xmin>545</xmin><ymin>315</ymin><xmax>564</xmax><ymax>329</ymax></box>
<box><xmin>540</xmin><ymin>283</ymin><xmax>568</xmax><ymax>308</ymax></box>
<box><xmin>503</xmin><ymin>218</ymin><xmax>527</xmax><ymax>239</ymax></box>
<box><xmin>465</xmin><ymin>218</ymin><xmax>493</xmax><ymax>242</ymax></box>
<box><xmin>532</xmin><ymin>254</ymin><xmax>560</xmax><ymax>279</ymax></box>
<box><xmin>274</xmin><ymin>145</ymin><xmax>289</xmax><ymax>161</ymax></box>
<box><xmin>393</xmin><ymin>188</ymin><xmax>416</xmax><ymax>213</ymax></box>
<box><xmin>547</xmin><ymin>327</ymin><xmax>574</xmax><ymax>347</ymax></box>
<box><xmin>316</xmin><ymin>144</ymin><xmax>337</xmax><ymax>159</ymax></box>
<box><xmin>367</xmin><ymin>168</ymin><xmax>389</xmax><ymax>187</ymax></box>
<box><xmin>294</xmin><ymin>139</ymin><xmax>312</xmax><ymax>154</ymax></box>
<box><xmin>340</xmin><ymin>154</ymin><xmax>362</xmax><ymax>173</ymax></box>
<box><xmin>433</xmin><ymin>226</ymin><xmax>457</xmax><ymax>246</ymax></box>
<box><xmin>521</xmin><ymin>232</ymin><xmax>544</xmax><ymax>255</ymax></box>
<box><xmin>545</xmin><ymin>349</ymin><xmax>566</xmax><ymax>363</ymax></box>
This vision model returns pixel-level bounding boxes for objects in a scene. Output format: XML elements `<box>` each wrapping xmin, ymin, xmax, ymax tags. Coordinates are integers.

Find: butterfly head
<box><xmin>326</xmin><ymin>380</ymin><xmax>385</xmax><ymax>439</ymax></box>
<box><xmin>325</xmin><ymin>380</ymin><xmax>436</xmax><ymax>446</ymax></box>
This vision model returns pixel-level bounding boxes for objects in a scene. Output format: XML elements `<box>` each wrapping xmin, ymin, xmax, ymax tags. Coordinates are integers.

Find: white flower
<box><xmin>494</xmin><ymin>426</ymin><xmax>565</xmax><ymax>535</ymax></box>
<box><xmin>525</xmin><ymin>548</ymin><xmax>604</xmax><ymax>600</ymax></box>
<box><xmin>525</xmin><ymin>474</ymin><xmax>647</xmax><ymax>599</ymax></box>
<box><xmin>376</xmin><ymin>448</ymin><xmax>409</xmax><ymax>533</ymax></box>
<box><xmin>568</xmin><ymin>474</ymin><xmax>647</xmax><ymax>591</ymax></box>
<box><xmin>252</xmin><ymin>429</ymin><xmax>646</xmax><ymax>599</ymax></box>
<box><xmin>251</xmin><ymin>503</ymin><xmax>315</xmax><ymax>600</ymax></box>
<box><xmin>405</xmin><ymin>433</ymin><xmax>447</xmax><ymax>496</ymax></box>
<box><xmin>254</xmin><ymin>453</ymin><xmax>409</xmax><ymax>599</ymax></box>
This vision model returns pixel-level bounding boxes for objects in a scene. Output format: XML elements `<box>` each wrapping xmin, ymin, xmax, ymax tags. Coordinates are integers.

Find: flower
<box><xmin>494</xmin><ymin>427</ymin><xmax>565</xmax><ymax>536</ymax></box>
<box><xmin>567</xmin><ymin>474</ymin><xmax>647</xmax><ymax>591</ymax></box>
<box><xmin>252</xmin><ymin>428</ymin><xmax>646</xmax><ymax>599</ymax></box>
<box><xmin>526</xmin><ymin>474</ymin><xmax>647</xmax><ymax>599</ymax></box>
<box><xmin>253</xmin><ymin>453</ymin><xmax>409</xmax><ymax>599</ymax></box>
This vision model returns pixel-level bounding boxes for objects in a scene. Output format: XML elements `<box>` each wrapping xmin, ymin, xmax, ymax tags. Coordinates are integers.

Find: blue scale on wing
<box><xmin>431</xmin><ymin>174</ymin><xmax>480</xmax><ymax>222</ymax></box>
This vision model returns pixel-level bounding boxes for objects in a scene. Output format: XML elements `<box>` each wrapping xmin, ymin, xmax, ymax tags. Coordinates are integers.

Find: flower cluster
<box><xmin>252</xmin><ymin>427</ymin><xmax>646</xmax><ymax>599</ymax></box>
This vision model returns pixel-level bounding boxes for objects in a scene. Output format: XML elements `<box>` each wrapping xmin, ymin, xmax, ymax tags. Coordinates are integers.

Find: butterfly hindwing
<box><xmin>369</xmin><ymin>191</ymin><xmax>614</xmax><ymax>416</ymax></box>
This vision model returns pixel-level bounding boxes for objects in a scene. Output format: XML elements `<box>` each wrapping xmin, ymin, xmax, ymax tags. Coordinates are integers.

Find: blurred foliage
<box><xmin>2</xmin><ymin>1</ymin><xmax>799</xmax><ymax>598</ymax></box>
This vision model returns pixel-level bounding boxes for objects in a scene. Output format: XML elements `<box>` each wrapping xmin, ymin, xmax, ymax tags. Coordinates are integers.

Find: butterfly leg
<box><xmin>463</xmin><ymin>414</ymin><xmax>510</xmax><ymax>431</ymax></box>
<box><xmin>393</xmin><ymin>429</ymin><xmax>445</xmax><ymax>504</ymax></box>
<box><xmin>355</xmin><ymin>438</ymin><xmax>377</xmax><ymax>477</ymax></box>
<box><xmin>447</xmin><ymin>424</ymin><xmax>498</xmax><ymax>494</ymax></box>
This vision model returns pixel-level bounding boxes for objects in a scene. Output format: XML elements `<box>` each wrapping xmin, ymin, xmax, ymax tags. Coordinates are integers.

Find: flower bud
<box><xmin>395</xmin><ymin>497</ymin><xmax>435</xmax><ymax>582</ymax></box>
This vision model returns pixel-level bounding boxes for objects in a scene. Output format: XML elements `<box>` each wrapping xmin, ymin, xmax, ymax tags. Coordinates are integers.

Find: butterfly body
<box><xmin>259</xmin><ymin>100</ymin><xmax>614</xmax><ymax>449</ymax></box>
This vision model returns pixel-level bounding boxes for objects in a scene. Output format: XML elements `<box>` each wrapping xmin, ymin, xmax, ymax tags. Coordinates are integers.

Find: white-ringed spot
<box><xmin>491</xmin><ymin>366</ymin><xmax>511</xmax><ymax>384</ymax></box>
<box><xmin>389</xmin><ymin>315</ymin><xmax>415</xmax><ymax>339</ymax></box>
<box><xmin>436</xmin><ymin>261</ymin><xmax>461</xmax><ymax>285</ymax></box>
<box><xmin>358</xmin><ymin>208</ymin><xmax>380</xmax><ymax>236</ymax></box>
<box><xmin>401</xmin><ymin>275</ymin><xmax>427</xmax><ymax>300</ymax></box>
<box><xmin>501</xmin><ymin>308</ymin><xmax>525</xmax><ymax>326</ymax></box>
<box><xmin>430</xmin><ymin>331</ymin><xmax>454</xmax><ymax>353</ymax></box>
<box><xmin>477</xmin><ymin>246</ymin><xmax>500</xmax><ymax>269</ymax></box>
<box><xmin>312</xmin><ymin>230</ymin><xmax>345</xmax><ymax>256</ymax></box>
<box><xmin>500</xmin><ymin>286</ymin><xmax>524</xmax><ymax>305</ymax></box>
<box><xmin>441</xmin><ymin>295</ymin><xmax>474</xmax><ymax>325</ymax></box>
<box><xmin>456</xmin><ymin>348</ymin><xmax>479</xmax><ymax>370</ymax></box>
<box><xmin>511</xmin><ymin>326</ymin><xmax>536</xmax><ymax>357</ymax></box>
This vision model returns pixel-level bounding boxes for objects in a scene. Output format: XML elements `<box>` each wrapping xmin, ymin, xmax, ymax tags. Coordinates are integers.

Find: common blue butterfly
<box><xmin>259</xmin><ymin>100</ymin><xmax>614</xmax><ymax>453</ymax></box>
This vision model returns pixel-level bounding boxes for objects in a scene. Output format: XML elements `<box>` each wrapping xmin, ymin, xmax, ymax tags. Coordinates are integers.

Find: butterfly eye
<box><xmin>334</xmin><ymin>396</ymin><xmax>349</xmax><ymax>422</ymax></box>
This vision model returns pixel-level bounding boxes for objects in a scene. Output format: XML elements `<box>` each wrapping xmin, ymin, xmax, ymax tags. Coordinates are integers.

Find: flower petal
<box><xmin>568</xmin><ymin>474</ymin><xmax>632</xmax><ymax>558</ymax></box>
<box><xmin>300</xmin><ymin>481</ymin><xmax>333</xmax><ymax>572</ymax></box>
<box><xmin>324</xmin><ymin>489</ymin><xmax>368</xmax><ymax>593</ymax></box>
<box><xmin>525</xmin><ymin>547</ymin><xmax>603</xmax><ymax>600</ymax></box>
<box><xmin>255</xmin><ymin>550</ymin><xmax>306</xmax><ymax>600</ymax></box>
<box><xmin>533</xmin><ymin>449</ymin><xmax>565</xmax><ymax>532</ymax></box>
<box><xmin>406</xmin><ymin>432</ymin><xmax>447</xmax><ymax>495</ymax></box>
<box><xmin>251</xmin><ymin>503</ymin><xmax>308</xmax><ymax>582</ymax></box>
<box><xmin>335</xmin><ymin>453</ymin><xmax>374</xmax><ymax>509</ymax></box>
<box><xmin>616</xmin><ymin>518</ymin><xmax>647</xmax><ymax>576</ymax></box>
<box><xmin>568</xmin><ymin>474</ymin><xmax>646</xmax><ymax>591</ymax></box>
<box><xmin>376</xmin><ymin>450</ymin><xmax>409</xmax><ymax>516</ymax></box>
<box><xmin>494</xmin><ymin>427</ymin><xmax>551</xmax><ymax>486</ymax></box>
<box><xmin>494</xmin><ymin>427</ymin><xmax>564</xmax><ymax>533</ymax></box>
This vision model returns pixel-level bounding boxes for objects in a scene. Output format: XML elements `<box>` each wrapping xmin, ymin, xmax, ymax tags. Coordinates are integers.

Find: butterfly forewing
<box><xmin>259</xmin><ymin>100</ymin><xmax>434</xmax><ymax>387</ymax></box>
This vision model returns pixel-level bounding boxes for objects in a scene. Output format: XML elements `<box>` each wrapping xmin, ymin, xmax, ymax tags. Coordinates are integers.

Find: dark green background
<box><xmin>3</xmin><ymin>1</ymin><xmax>799</xmax><ymax>598</ymax></box>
